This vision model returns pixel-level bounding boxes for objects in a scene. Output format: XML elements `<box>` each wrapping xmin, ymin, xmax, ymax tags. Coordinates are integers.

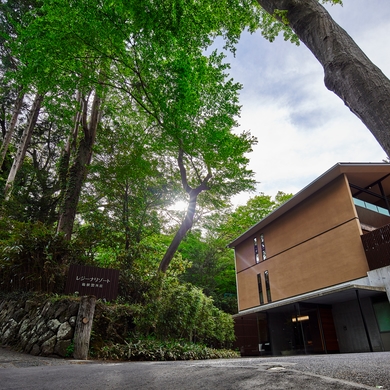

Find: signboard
<box><xmin>65</xmin><ymin>264</ymin><xmax>119</xmax><ymax>301</ymax></box>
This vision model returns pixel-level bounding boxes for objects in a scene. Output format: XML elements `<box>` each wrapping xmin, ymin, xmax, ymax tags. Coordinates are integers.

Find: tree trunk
<box><xmin>257</xmin><ymin>0</ymin><xmax>390</xmax><ymax>157</ymax></box>
<box><xmin>0</xmin><ymin>90</ymin><xmax>24</xmax><ymax>169</ymax></box>
<box><xmin>73</xmin><ymin>295</ymin><xmax>96</xmax><ymax>360</ymax></box>
<box><xmin>158</xmin><ymin>148</ymin><xmax>212</xmax><ymax>273</ymax></box>
<box><xmin>4</xmin><ymin>93</ymin><xmax>43</xmax><ymax>198</ymax></box>
<box><xmin>159</xmin><ymin>191</ymin><xmax>199</xmax><ymax>273</ymax></box>
<box><xmin>57</xmin><ymin>90</ymin><xmax>102</xmax><ymax>240</ymax></box>
<box><xmin>57</xmin><ymin>93</ymin><xmax>83</xmax><ymax>214</ymax></box>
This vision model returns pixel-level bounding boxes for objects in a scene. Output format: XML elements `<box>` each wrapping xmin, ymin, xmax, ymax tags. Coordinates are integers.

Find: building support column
<box><xmin>355</xmin><ymin>289</ymin><xmax>373</xmax><ymax>352</ymax></box>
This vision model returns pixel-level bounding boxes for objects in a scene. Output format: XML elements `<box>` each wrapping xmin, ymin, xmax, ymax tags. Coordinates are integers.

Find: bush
<box><xmin>95</xmin><ymin>338</ymin><xmax>240</xmax><ymax>361</ymax></box>
<box><xmin>133</xmin><ymin>278</ymin><xmax>235</xmax><ymax>348</ymax></box>
<box><xmin>0</xmin><ymin>221</ymin><xmax>86</xmax><ymax>293</ymax></box>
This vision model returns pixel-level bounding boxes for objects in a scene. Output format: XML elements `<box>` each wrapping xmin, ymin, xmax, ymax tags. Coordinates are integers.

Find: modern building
<box><xmin>229</xmin><ymin>163</ymin><xmax>390</xmax><ymax>356</ymax></box>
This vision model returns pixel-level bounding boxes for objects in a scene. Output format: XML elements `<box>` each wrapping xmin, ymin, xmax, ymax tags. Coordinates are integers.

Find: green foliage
<box><xmin>0</xmin><ymin>220</ymin><xmax>87</xmax><ymax>293</ymax></box>
<box><xmin>258</xmin><ymin>7</ymin><xmax>299</xmax><ymax>44</ymax></box>
<box><xmin>96</xmin><ymin>338</ymin><xmax>239</xmax><ymax>361</ymax></box>
<box><xmin>132</xmin><ymin>278</ymin><xmax>235</xmax><ymax>347</ymax></box>
<box><xmin>257</xmin><ymin>0</ymin><xmax>342</xmax><ymax>45</ymax></box>
<box><xmin>117</xmin><ymin>234</ymin><xmax>191</xmax><ymax>303</ymax></box>
<box><xmin>178</xmin><ymin>191</ymin><xmax>293</xmax><ymax>314</ymax></box>
<box><xmin>65</xmin><ymin>341</ymin><xmax>74</xmax><ymax>358</ymax></box>
<box><xmin>212</xmin><ymin>191</ymin><xmax>293</xmax><ymax>244</ymax></box>
<box><xmin>178</xmin><ymin>230</ymin><xmax>238</xmax><ymax>313</ymax></box>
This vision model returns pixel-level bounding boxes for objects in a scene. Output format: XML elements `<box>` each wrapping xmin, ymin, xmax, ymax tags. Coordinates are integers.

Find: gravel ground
<box><xmin>256</xmin><ymin>352</ymin><xmax>390</xmax><ymax>389</ymax></box>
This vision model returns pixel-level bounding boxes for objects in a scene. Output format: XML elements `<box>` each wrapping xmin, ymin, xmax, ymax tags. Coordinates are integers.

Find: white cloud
<box><xmin>230</xmin><ymin>0</ymin><xmax>389</xmax><ymax>206</ymax></box>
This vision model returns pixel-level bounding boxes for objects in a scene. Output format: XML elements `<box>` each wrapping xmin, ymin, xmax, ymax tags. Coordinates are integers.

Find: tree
<box><xmin>213</xmin><ymin>191</ymin><xmax>293</xmax><ymax>245</ymax></box>
<box><xmin>257</xmin><ymin>0</ymin><xmax>390</xmax><ymax>156</ymax></box>
<box><xmin>178</xmin><ymin>192</ymin><xmax>293</xmax><ymax>313</ymax></box>
<box><xmin>8</xmin><ymin>0</ymin><xmax>259</xmax><ymax>263</ymax></box>
<box><xmin>80</xmin><ymin>107</ymin><xmax>176</xmax><ymax>255</ymax></box>
<box><xmin>56</xmin><ymin>88</ymin><xmax>103</xmax><ymax>239</ymax></box>
<box><xmin>4</xmin><ymin>92</ymin><xmax>43</xmax><ymax>197</ymax></box>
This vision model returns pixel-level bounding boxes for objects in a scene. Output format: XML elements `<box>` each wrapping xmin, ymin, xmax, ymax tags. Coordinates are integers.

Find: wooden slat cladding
<box><xmin>361</xmin><ymin>223</ymin><xmax>390</xmax><ymax>270</ymax></box>
<box><xmin>65</xmin><ymin>265</ymin><xmax>119</xmax><ymax>301</ymax></box>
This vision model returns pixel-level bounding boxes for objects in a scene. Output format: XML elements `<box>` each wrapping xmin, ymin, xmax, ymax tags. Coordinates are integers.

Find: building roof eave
<box><xmin>232</xmin><ymin>280</ymin><xmax>386</xmax><ymax>318</ymax></box>
<box><xmin>228</xmin><ymin>162</ymin><xmax>390</xmax><ymax>248</ymax></box>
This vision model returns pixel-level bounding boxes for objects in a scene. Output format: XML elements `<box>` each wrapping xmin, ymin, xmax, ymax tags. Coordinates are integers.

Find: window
<box><xmin>257</xmin><ymin>274</ymin><xmax>264</xmax><ymax>305</ymax></box>
<box><xmin>373</xmin><ymin>300</ymin><xmax>390</xmax><ymax>332</ymax></box>
<box><xmin>264</xmin><ymin>270</ymin><xmax>271</xmax><ymax>302</ymax></box>
<box><xmin>260</xmin><ymin>234</ymin><xmax>266</xmax><ymax>260</ymax></box>
<box><xmin>254</xmin><ymin>237</ymin><xmax>260</xmax><ymax>263</ymax></box>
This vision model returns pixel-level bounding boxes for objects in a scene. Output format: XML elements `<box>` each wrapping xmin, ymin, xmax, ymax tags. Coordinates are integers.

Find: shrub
<box><xmin>0</xmin><ymin>221</ymin><xmax>86</xmax><ymax>293</ymax></box>
<box><xmin>133</xmin><ymin>279</ymin><xmax>235</xmax><ymax>348</ymax></box>
<box><xmin>95</xmin><ymin>338</ymin><xmax>240</xmax><ymax>361</ymax></box>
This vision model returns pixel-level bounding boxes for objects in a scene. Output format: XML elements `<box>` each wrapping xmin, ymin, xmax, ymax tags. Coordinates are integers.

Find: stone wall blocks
<box><xmin>41</xmin><ymin>335</ymin><xmax>57</xmax><ymax>356</ymax></box>
<box><xmin>57</xmin><ymin>322</ymin><xmax>73</xmax><ymax>341</ymax></box>
<box><xmin>25</xmin><ymin>335</ymin><xmax>39</xmax><ymax>354</ymax></box>
<box><xmin>2</xmin><ymin>319</ymin><xmax>18</xmax><ymax>343</ymax></box>
<box><xmin>69</xmin><ymin>316</ymin><xmax>76</xmax><ymax>327</ymax></box>
<box><xmin>55</xmin><ymin>302</ymin><xmax>69</xmax><ymax>321</ymax></box>
<box><xmin>47</xmin><ymin>318</ymin><xmax>61</xmax><ymax>332</ymax></box>
<box><xmin>0</xmin><ymin>302</ymin><xmax>14</xmax><ymax>323</ymax></box>
<box><xmin>66</xmin><ymin>302</ymin><xmax>79</xmax><ymax>319</ymax></box>
<box><xmin>54</xmin><ymin>339</ymin><xmax>72</xmax><ymax>357</ymax></box>
<box><xmin>18</xmin><ymin>319</ymin><xmax>31</xmax><ymax>336</ymax></box>
<box><xmin>40</xmin><ymin>330</ymin><xmax>55</xmax><ymax>344</ymax></box>
<box><xmin>30</xmin><ymin>344</ymin><xmax>41</xmax><ymax>356</ymax></box>
<box><xmin>0</xmin><ymin>297</ymin><xmax>89</xmax><ymax>358</ymax></box>
<box><xmin>29</xmin><ymin>315</ymin><xmax>40</xmax><ymax>328</ymax></box>
<box><xmin>13</xmin><ymin>308</ymin><xmax>27</xmax><ymax>323</ymax></box>
<box><xmin>19</xmin><ymin>332</ymin><xmax>31</xmax><ymax>350</ymax></box>
<box><xmin>24</xmin><ymin>299</ymin><xmax>39</xmax><ymax>313</ymax></box>
<box><xmin>34</xmin><ymin>318</ymin><xmax>48</xmax><ymax>336</ymax></box>
<box><xmin>40</xmin><ymin>301</ymin><xmax>52</xmax><ymax>318</ymax></box>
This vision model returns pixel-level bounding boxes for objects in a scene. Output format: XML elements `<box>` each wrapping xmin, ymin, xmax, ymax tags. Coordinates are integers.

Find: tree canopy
<box><xmin>1</xmin><ymin>0</ymin><xmax>389</xmax><ymax>288</ymax></box>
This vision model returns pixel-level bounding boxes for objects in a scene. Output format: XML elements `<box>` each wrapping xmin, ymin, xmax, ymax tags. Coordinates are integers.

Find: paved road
<box><xmin>0</xmin><ymin>347</ymin><xmax>389</xmax><ymax>389</ymax></box>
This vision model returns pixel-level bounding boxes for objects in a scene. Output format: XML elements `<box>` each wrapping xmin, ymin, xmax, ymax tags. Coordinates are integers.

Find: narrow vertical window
<box><xmin>264</xmin><ymin>270</ymin><xmax>271</xmax><ymax>302</ymax></box>
<box><xmin>260</xmin><ymin>234</ymin><xmax>266</xmax><ymax>260</ymax></box>
<box><xmin>254</xmin><ymin>237</ymin><xmax>260</xmax><ymax>263</ymax></box>
<box><xmin>257</xmin><ymin>274</ymin><xmax>264</xmax><ymax>305</ymax></box>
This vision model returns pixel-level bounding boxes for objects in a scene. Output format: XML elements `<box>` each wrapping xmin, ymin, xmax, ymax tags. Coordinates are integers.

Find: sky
<box><xmin>226</xmin><ymin>0</ymin><xmax>390</xmax><ymax>205</ymax></box>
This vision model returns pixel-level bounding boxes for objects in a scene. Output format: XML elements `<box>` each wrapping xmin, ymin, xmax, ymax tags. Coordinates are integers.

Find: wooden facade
<box><xmin>230</xmin><ymin>163</ymin><xmax>390</xmax><ymax>355</ymax></box>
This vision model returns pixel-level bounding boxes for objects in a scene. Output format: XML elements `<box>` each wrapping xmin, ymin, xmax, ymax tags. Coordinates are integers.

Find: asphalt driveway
<box><xmin>0</xmin><ymin>347</ymin><xmax>389</xmax><ymax>389</ymax></box>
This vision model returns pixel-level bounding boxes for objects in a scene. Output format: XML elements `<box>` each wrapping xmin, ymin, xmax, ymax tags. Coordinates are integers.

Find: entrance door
<box><xmin>293</xmin><ymin>304</ymin><xmax>339</xmax><ymax>354</ymax></box>
<box><xmin>319</xmin><ymin>306</ymin><xmax>340</xmax><ymax>353</ymax></box>
<box><xmin>292</xmin><ymin>306</ymin><xmax>323</xmax><ymax>354</ymax></box>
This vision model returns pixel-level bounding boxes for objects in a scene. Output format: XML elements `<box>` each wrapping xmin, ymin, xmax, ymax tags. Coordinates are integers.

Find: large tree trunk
<box><xmin>57</xmin><ymin>93</ymin><xmax>82</xmax><ymax>218</ymax></box>
<box><xmin>257</xmin><ymin>0</ymin><xmax>390</xmax><ymax>157</ymax></box>
<box><xmin>158</xmin><ymin>148</ymin><xmax>211</xmax><ymax>273</ymax></box>
<box><xmin>0</xmin><ymin>90</ymin><xmax>24</xmax><ymax>169</ymax></box>
<box><xmin>57</xmin><ymin>91</ymin><xmax>102</xmax><ymax>240</ymax></box>
<box><xmin>4</xmin><ymin>93</ymin><xmax>43</xmax><ymax>198</ymax></box>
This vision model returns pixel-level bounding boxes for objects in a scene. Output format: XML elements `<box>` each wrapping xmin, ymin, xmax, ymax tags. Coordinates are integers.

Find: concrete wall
<box><xmin>332</xmin><ymin>298</ymin><xmax>383</xmax><ymax>353</ymax></box>
<box><xmin>236</xmin><ymin>175</ymin><xmax>369</xmax><ymax>311</ymax></box>
<box><xmin>368</xmin><ymin>266</ymin><xmax>390</xmax><ymax>302</ymax></box>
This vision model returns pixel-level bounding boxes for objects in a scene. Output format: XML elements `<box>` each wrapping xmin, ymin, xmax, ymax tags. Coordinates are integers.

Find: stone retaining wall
<box><xmin>0</xmin><ymin>296</ymin><xmax>79</xmax><ymax>357</ymax></box>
